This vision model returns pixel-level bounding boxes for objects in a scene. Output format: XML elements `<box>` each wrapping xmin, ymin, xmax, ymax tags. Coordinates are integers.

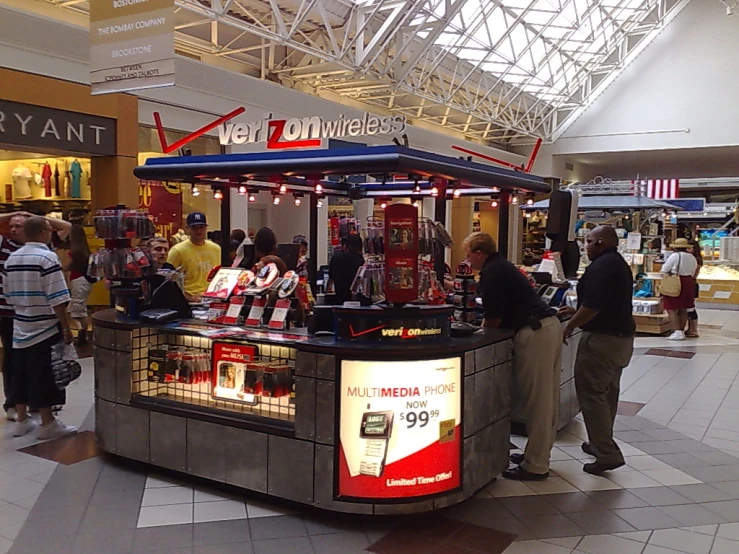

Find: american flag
<box><xmin>631</xmin><ymin>178</ymin><xmax>680</xmax><ymax>199</ymax></box>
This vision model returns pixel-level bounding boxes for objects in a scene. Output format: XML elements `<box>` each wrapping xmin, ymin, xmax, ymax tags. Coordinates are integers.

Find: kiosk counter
<box><xmin>92</xmin><ymin>308</ymin><xmax>514</xmax><ymax>515</ymax></box>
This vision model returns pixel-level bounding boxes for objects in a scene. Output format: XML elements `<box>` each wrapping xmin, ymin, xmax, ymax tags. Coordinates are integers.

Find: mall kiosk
<box><xmin>93</xmin><ymin>145</ymin><xmax>551</xmax><ymax>515</ymax></box>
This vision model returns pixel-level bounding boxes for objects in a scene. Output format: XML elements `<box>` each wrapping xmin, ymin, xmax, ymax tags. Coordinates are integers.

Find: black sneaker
<box><xmin>583</xmin><ymin>461</ymin><xmax>625</xmax><ymax>475</ymax></box>
<box><xmin>503</xmin><ymin>466</ymin><xmax>549</xmax><ymax>481</ymax></box>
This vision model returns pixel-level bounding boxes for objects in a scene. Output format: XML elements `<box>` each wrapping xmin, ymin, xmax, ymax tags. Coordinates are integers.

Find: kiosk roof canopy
<box><xmin>134</xmin><ymin>145</ymin><xmax>550</xmax><ymax>194</ymax></box>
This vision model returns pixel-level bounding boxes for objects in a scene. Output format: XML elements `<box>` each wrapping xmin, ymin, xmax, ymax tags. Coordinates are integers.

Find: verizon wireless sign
<box><xmin>218</xmin><ymin>113</ymin><xmax>407</xmax><ymax>149</ymax></box>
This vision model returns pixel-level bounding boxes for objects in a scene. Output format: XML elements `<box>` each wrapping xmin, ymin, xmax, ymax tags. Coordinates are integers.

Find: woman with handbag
<box><xmin>661</xmin><ymin>238</ymin><xmax>698</xmax><ymax>341</ymax></box>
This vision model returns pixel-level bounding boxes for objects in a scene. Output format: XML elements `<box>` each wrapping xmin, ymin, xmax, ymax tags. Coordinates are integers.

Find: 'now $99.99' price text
<box><xmin>399</xmin><ymin>410</ymin><xmax>440</xmax><ymax>428</ymax></box>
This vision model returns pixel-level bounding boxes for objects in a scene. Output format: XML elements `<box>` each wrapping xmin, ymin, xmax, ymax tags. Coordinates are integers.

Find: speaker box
<box><xmin>546</xmin><ymin>190</ymin><xmax>575</xmax><ymax>240</ymax></box>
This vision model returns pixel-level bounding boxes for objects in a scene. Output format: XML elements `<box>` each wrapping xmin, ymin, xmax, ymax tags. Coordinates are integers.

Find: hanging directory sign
<box><xmin>90</xmin><ymin>0</ymin><xmax>175</xmax><ymax>95</ymax></box>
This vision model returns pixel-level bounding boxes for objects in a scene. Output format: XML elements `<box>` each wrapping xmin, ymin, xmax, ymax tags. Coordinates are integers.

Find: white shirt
<box><xmin>2</xmin><ymin>242</ymin><xmax>70</xmax><ymax>348</ymax></box>
<box><xmin>662</xmin><ymin>251</ymin><xmax>698</xmax><ymax>277</ymax></box>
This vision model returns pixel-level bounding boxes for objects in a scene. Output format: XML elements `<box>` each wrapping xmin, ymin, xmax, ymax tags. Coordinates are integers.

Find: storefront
<box><xmin>0</xmin><ymin>68</ymin><xmax>140</xmax><ymax>306</ymax></box>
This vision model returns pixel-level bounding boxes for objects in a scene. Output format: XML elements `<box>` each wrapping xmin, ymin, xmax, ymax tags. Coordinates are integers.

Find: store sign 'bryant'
<box><xmin>218</xmin><ymin>114</ymin><xmax>407</xmax><ymax>149</ymax></box>
<box><xmin>0</xmin><ymin>100</ymin><xmax>117</xmax><ymax>156</ymax></box>
<box><xmin>337</xmin><ymin>357</ymin><xmax>461</xmax><ymax>500</ymax></box>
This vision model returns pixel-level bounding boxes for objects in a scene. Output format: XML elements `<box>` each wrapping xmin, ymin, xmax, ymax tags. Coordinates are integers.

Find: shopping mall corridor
<box><xmin>3</xmin><ymin>309</ymin><xmax>739</xmax><ymax>554</ymax></box>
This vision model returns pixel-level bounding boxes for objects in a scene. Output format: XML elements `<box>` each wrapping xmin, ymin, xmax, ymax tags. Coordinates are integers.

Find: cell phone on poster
<box><xmin>358</xmin><ymin>410</ymin><xmax>394</xmax><ymax>478</ymax></box>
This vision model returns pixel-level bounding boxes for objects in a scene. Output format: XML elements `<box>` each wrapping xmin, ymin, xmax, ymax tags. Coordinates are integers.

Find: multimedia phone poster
<box><xmin>337</xmin><ymin>357</ymin><xmax>462</xmax><ymax>500</ymax></box>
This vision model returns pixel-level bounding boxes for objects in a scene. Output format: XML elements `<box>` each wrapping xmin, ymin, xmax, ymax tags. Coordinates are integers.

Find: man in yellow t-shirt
<box><xmin>167</xmin><ymin>212</ymin><xmax>221</xmax><ymax>300</ymax></box>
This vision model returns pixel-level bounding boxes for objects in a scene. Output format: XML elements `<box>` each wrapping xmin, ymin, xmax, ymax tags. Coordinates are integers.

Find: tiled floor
<box><xmin>2</xmin><ymin>309</ymin><xmax>739</xmax><ymax>554</ymax></box>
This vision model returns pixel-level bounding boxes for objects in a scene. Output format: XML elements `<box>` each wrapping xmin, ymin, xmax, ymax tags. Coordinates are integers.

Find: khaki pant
<box><xmin>513</xmin><ymin>316</ymin><xmax>563</xmax><ymax>475</ymax></box>
<box><xmin>574</xmin><ymin>331</ymin><xmax>634</xmax><ymax>465</ymax></box>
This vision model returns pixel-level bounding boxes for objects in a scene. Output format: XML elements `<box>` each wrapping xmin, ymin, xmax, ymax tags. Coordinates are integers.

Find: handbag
<box><xmin>52</xmin><ymin>341</ymin><xmax>82</xmax><ymax>389</ymax></box>
<box><xmin>659</xmin><ymin>253</ymin><xmax>682</xmax><ymax>298</ymax></box>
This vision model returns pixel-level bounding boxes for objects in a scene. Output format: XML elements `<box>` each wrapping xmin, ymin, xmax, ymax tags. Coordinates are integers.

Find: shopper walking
<box><xmin>4</xmin><ymin>216</ymin><xmax>77</xmax><ymax>439</ymax></box>
<box><xmin>662</xmin><ymin>238</ymin><xmax>698</xmax><ymax>341</ymax></box>
<box><xmin>686</xmin><ymin>239</ymin><xmax>703</xmax><ymax>338</ymax></box>
<box><xmin>564</xmin><ymin>226</ymin><xmax>635</xmax><ymax>475</ymax></box>
<box><xmin>167</xmin><ymin>212</ymin><xmax>221</xmax><ymax>301</ymax></box>
<box><xmin>463</xmin><ymin>232</ymin><xmax>561</xmax><ymax>481</ymax></box>
<box><xmin>0</xmin><ymin>211</ymin><xmax>71</xmax><ymax>421</ymax></box>
<box><xmin>64</xmin><ymin>225</ymin><xmax>94</xmax><ymax>346</ymax></box>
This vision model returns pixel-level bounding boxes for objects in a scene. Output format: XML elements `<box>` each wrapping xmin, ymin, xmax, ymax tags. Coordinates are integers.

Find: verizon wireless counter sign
<box><xmin>337</xmin><ymin>357</ymin><xmax>462</xmax><ymax>500</ymax></box>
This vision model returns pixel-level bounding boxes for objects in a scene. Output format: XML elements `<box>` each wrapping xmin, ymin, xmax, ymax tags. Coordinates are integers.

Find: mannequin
<box><xmin>42</xmin><ymin>162</ymin><xmax>52</xmax><ymax>197</ymax></box>
<box><xmin>53</xmin><ymin>162</ymin><xmax>61</xmax><ymax>196</ymax></box>
<box><xmin>70</xmin><ymin>159</ymin><xmax>82</xmax><ymax>199</ymax></box>
<box><xmin>11</xmin><ymin>164</ymin><xmax>32</xmax><ymax>200</ymax></box>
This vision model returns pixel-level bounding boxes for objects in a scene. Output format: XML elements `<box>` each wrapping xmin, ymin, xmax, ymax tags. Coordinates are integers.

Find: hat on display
<box><xmin>187</xmin><ymin>212</ymin><xmax>208</xmax><ymax>227</ymax></box>
<box><xmin>670</xmin><ymin>238</ymin><xmax>690</xmax><ymax>249</ymax></box>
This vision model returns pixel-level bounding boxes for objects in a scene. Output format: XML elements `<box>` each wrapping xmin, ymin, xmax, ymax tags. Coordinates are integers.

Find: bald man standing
<box><xmin>563</xmin><ymin>226</ymin><xmax>635</xmax><ymax>475</ymax></box>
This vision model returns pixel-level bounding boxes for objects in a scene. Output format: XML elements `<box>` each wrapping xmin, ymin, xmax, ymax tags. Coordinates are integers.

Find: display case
<box><xmin>697</xmin><ymin>262</ymin><xmax>739</xmax><ymax>305</ymax></box>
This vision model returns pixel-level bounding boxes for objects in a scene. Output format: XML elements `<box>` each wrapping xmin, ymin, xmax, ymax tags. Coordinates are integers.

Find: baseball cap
<box><xmin>186</xmin><ymin>212</ymin><xmax>207</xmax><ymax>227</ymax></box>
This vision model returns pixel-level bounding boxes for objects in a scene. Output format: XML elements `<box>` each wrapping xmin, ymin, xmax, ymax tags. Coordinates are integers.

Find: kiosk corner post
<box><xmin>434</xmin><ymin>183</ymin><xmax>448</xmax><ymax>279</ymax></box>
<box><xmin>220</xmin><ymin>186</ymin><xmax>232</xmax><ymax>267</ymax></box>
<box><xmin>499</xmin><ymin>190</ymin><xmax>511</xmax><ymax>259</ymax></box>
<box><xmin>309</xmin><ymin>192</ymin><xmax>319</xmax><ymax>289</ymax></box>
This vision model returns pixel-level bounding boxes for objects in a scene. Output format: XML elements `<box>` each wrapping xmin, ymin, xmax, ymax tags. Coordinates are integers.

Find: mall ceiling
<box><xmin>33</xmin><ymin>0</ymin><xmax>690</xmax><ymax>147</ymax></box>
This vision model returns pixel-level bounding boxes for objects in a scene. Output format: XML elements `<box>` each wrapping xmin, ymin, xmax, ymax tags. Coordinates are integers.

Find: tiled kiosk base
<box><xmin>92</xmin><ymin>313</ymin><xmax>515</xmax><ymax>516</ymax></box>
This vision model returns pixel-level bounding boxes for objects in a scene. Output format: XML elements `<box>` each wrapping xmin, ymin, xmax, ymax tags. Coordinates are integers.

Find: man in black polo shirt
<box><xmin>328</xmin><ymin>235</ymin><xmax>364</xmax><ymax>305</ymax></box>
<box><xmin>564</xmin><ymin>225</ymin><xmax>635</xmax><ymax>475</ymax></box>
<box><xmin>464</xmin><ymin>232</ymin><xmax>561</xmax><ymax>481</ymax></box>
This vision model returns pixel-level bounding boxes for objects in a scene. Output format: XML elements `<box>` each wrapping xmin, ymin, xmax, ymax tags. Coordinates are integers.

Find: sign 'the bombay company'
<box><xmin>90</xmin><ymin>0</ymin><xmax>175</xmax><ymax>95</ymax></box>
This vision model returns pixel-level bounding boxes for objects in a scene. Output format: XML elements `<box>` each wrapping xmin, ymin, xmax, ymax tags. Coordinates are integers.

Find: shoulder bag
<box><xmin>659</xmin><ymin>253</ymin><xmax>682</xmax><ymax>298</ymax></box>
<box><xmin>52</xmin><ymin>341</ymin><xmax>82</xmax><ymax>389</ymax></box>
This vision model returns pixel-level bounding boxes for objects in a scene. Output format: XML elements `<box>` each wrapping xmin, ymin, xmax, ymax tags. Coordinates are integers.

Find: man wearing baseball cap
<box><xmin>167</xmin><ymin>212</ymin><xmax>221</xmax><ymax>300</ymax></box>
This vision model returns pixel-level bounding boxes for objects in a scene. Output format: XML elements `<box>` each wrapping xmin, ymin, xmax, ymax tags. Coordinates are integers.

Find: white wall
<box><xmin>554</xmin><ymin>1</ymin><xmax>739</xmax><ymax>156</ymax></box>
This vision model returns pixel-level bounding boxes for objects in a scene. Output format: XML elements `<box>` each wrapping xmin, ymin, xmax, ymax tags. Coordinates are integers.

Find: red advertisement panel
<box><xmin>138</xmin><ymin>180</ymin><xmax>183</xmax><ymax>241</ymax></box>
<box><xmin>384</xmin><ymin>203</ymin><xmax>418</xmax><ymax>304</ymax></box>
<box><xmin>337</xmin><ymin>357</ymin><xmax>462</xmax><ymax>500</ymax></box>
<box><xmin>211</xmin><ymin>342</ymin><xmax>257</xmax><ymax>403</ymax></box>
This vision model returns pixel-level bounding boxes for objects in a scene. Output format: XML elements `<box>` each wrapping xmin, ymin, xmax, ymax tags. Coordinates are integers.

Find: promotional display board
<box><xmin>384</xmin><ymin>204</ymin><xmax>419</xmax><ymax>304</ymax></box>
<box><xmin>211</xmin><ymin>342</ymin><xmax>257</xmax><ymax>403</ymax></box>
<box><xmin>90</xmin><ymin>0</ymin><xmax>175</xmax><ymax>95</ymax></box>
<box><xmin>138</xmin><ymin>180</ymin><xmax>182</xmax><ymax>240</ymax></box>
<box><xmin>337</xmin><ymin>357</ymin><xmax>462</xmax><ymax>500</ymax></box>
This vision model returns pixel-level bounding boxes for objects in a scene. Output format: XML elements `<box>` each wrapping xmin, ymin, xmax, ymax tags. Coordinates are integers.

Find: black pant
<box><xmin>12</xmin><ymin>333</ymin><xmax>65</xmax><ymax>410</ymax></box>
<box><xmin>1</xmin><ymin>317</ymin><xmax>13</xmax><ymax>412</ymax></box>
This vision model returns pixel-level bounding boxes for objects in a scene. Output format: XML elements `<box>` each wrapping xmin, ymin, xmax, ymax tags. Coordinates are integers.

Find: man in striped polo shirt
<box><xmin>0</xmin><ymin>211</ymin><xmax>72</xmax><ymax>421</ymax></box>
<box><xmin>4</xmin><ymin>217</ymin><xmax>77</xmax><ymax>439</ymax></box>
<box><xmin>0</xmin><ymin>213</ymin><xmax>24</xmax><ymax>421</ymax></box>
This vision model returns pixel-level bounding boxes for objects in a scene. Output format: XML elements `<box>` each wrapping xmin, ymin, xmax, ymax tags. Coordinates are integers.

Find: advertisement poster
<box><xmin>337</xmin><ymin>357</ymin><xmax>461</xmax><ymax>500</ymax></box>
<box><xmin>384</xmin><ymin>204</ymin><xmax>419</xmax><ymax>304</ymax></box>
<box><xmin>138</xmin><ymin>180</ymin><xmax>182</xmax><ymax>241</ymax></box>
<box><xmin>211</xmin><ymin>342</ymin><xmax>257</xmax><ymax>403</ymax></box>
<box><xmin>203</xmin><ymin>268</ymin><xmax>246</xmax><ymax>300</ymax></box>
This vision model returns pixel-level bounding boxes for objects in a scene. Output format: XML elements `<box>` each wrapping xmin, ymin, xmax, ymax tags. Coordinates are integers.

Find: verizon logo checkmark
<box><xmin>153</xmin><ymin>107</ymin><xmax>245</xmax><ymax>154</ymax></box>
<box><xmin>349</xmin><ymin>324</ymin><xmax>386</xmax><ymax>338</ymax></box>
